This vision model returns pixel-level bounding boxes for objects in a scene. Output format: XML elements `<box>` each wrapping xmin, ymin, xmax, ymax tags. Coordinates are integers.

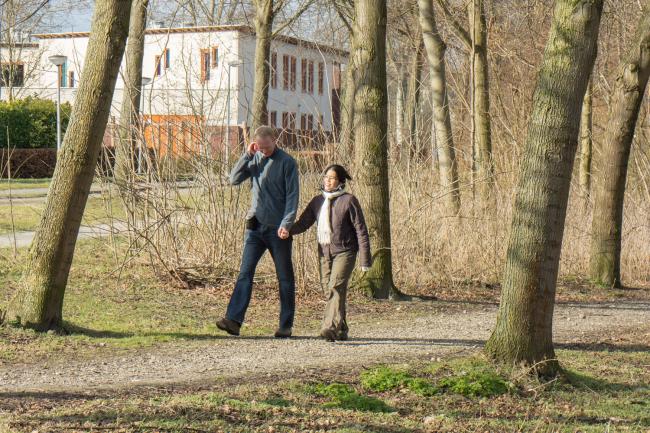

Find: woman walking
<box><xmin>288</xmin><ymin>164</ymin><xmax>371</xmax><ymax>341</ymax></box>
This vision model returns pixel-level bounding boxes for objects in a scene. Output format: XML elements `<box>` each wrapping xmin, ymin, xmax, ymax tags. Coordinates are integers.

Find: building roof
<box><xmin>33</xmin><ymin>24</ymin><xmax>348</xmax><ymax>58</ymax></box>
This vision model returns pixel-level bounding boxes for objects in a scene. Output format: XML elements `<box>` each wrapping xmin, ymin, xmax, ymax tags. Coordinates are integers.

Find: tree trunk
<box><xmin>405</xmin><ymin>40</ymin><xmax>424</xmax><ymax>162</ymax></box>
<box><xmin>579</xmin><ymin>78</ymin><xmax>593</xmax><ymax>198</ymax></box>
<box><xmin>4</xmin><ymin>0</ymin><xmax>132</xmax><ymax>331</ymax></box>
<box><xmin>395</xmin><ymin>65</ymin><xmax>406</xmax><ymax>160</ymax></box>
<box><xmin>251</xmin><ymin>0</ymin><xmax>274</xmax><ymax>131</ymax></box>
<box><xmin>115</xmin><ymin>0</ymin><xmax>149</xmax><ymax>187</ymax></box>
<box><xmin>589</xmin><ymin>5</ymin><xmax>650</xmax><ymax>288</ymax></box>
<box><xmin>351</xmin><ymin>0</ymin><xmax>400</xmax><ymax>299</ymax></box>
<box><xmin>418</xmin><ymin>0</ymin><xmax>460</xmax><ymax>214</ymax></box>
<box><xmin>469</xmin><ymin>0</ymin><xmax>494</xmax><ymax>205</ymax></box>
<box><xmin>484</xmin><ymin>0</ymin><xmax>603</xmax><ymax>376</ymax></box>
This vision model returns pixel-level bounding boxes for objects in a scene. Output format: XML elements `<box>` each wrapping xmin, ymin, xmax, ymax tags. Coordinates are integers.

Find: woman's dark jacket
<box><xmin>290</xmin><ymin>192</ymin><xmax>371</xmax><ymax>268</ymax></box>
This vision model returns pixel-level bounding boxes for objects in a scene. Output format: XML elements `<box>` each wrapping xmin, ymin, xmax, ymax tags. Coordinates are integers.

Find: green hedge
<box><xmin>0</xmin><ymin>97</ymin><xmax>71</xmax><ymax>149</ymax></box>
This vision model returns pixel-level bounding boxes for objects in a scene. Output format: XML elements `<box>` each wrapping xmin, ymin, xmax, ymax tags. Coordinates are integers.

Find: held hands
<box><xmin>278</xmin><ymin>227</ymin><xmax>290</xmax><ymax>239</ymax></box>
<box><xmin>247</xmin><ymin>141</ymin><xmax>260</xmax><ymax>156</ymax></box>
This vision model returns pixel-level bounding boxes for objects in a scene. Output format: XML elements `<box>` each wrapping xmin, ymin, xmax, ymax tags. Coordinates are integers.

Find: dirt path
<box><xmin>1</xmin><ymin>301</ymin><xmax>648</xmax><ymax>393</ymax></box>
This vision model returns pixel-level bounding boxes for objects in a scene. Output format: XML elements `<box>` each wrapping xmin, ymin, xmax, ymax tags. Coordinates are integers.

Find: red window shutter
<box><xmin>211</xmin><ymin>47</ymin><xmax>218</xmax><ymax>67</ymax></box>
<box><xmin>308</xmin><ymin>61</ymin><xmax>314</xmax><ymax>93</ymax></box>
<box><xmin>301</xmin><ymin>59</ymin><xmax>307</xmax><ymax>93</ymax></box>
<box><xmin>155</xmin><ymin>55</ymin><xmax>161</xmax><ymax>76</ymax></box>
<box><xmin>200</xmin><ymin>49</ymin><xmax>211</xmax><ymax>82</ymax></box>
<box><xmin>333</xmin><ymin>62</ymin><xmax>341</xmax><ymax>90</ymax></box>
<box><xmin>291</xmin><ymin>57</ymin><xmax>297</xmax><ymax>91</ymax></box>
<box><xmin>318</xmin><ymin>62</ymin><xmax>324</xmax><ymax>94</ymax></box>
<box><xmin>283</xmin><ymin>55</ymin><xmax>289</xmax><ymax>90</ymax></box>
<box><xmin>271</xmin><ymin>52</ymin><xmax>277</xmax><ymax>88</ymax></box>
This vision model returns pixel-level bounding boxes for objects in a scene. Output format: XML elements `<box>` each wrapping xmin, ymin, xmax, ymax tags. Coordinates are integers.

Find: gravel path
<box><xmin>1</xmin><ymin>301</ymin><xmax>648</xmax><ymax>393</ymax></box>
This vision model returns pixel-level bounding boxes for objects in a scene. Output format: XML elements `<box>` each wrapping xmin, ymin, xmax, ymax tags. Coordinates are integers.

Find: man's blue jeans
<box><xmin>226</xmin><ymin>224</ymin><xmax>295</xmax><ymax>330</ymax></box>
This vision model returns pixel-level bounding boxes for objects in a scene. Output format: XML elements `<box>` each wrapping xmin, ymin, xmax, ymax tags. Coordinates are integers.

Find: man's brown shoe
<box><xmin>320</xmin><ymin>329</ymin><xmax>336</xmax><ymax>342</ymax></box>
<box><xmin>336</xmin><ymin>332</ymin><xmax>348</xmax><ymax>341</ymax></box>
<box><xmin>274</xmin><ymin>328</ymin><xmax>292</xmax><ymax>338</ymax></box>
<box><xmin>216</xmin><ymin>318</ymin><xmax>241</xmax><ymax>336</ymax></box>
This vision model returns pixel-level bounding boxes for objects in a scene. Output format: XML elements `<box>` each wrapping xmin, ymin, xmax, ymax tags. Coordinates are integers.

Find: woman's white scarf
<box><xmin>317</xmin><ymin>188</ymin><xmax>346</xmax><ymax>245</ymax></box>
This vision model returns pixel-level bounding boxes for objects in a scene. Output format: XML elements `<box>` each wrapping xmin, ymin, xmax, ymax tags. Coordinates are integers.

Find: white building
<box><xmin>12</xmin><ymin>24</ymin><xmax>346</xmax><ymax>154</ymax></box>
<box><xmin>0</xmin><ymin>38</ymin><xmax>43</xmax><ymax>100</ymax></box>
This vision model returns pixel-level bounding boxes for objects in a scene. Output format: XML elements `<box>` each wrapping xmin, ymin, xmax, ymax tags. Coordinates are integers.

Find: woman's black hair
<box><xmin>323</xmin><ymin>164</ymin><xmax>353</xmax><ymax>184</ymax></box>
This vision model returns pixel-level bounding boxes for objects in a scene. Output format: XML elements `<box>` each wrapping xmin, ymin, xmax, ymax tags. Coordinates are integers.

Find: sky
<box><xmin>43</xmin><ymin>0</ymin><xmax>93</xmax><ymax>32</ymax></box>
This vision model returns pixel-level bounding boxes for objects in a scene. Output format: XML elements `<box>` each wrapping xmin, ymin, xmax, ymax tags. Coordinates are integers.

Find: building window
<box><xmin>270</xmin><ymin>111</ymin><xmax>277</xmax><ymax>127</ymax></box>
<box><xmin>270</xmin><ymin>52</ymin><xmax>277</xmax><ymax>89</ymax></box>
<box><xmin>155</xmin><ymin>55</ymin><xmax>162</xmax><ymax>76</ymax></box>
<box><xmin>318</xmin><ymin>62</ymin><xmax>324</xmax><ymax>95</ymax></box>
<box><xmin>282</xmin><ymin>55</ymin><xmax>297</xmax><ymax>91</ymax></box>
<box><xmin>164</xmin><ymin>48</ymin><xmax>171</xmax><ymax>69</ymax></box>
<box><xmin>308</xmin><ymin>61</ymin><xmax>314</xmax><ymax>93</ymax></box>
<box><xmin>282</xmin><ymin>112</ymin><xmax>296</xmax><ymax>129</ymax></box>
<box><xmin>301</xmin><ymin>59</ymin><xmax>307</xmax><ymax>93</ymax></box>
<box><xmin>211</xmin><ymin>47</ymin><xmax>218</xmax><ymax>67</ymax></box>
<box><xmin>0</xmin><ymin>63</ymin><xmax>25</xmax><ymax>87</ymax></box>
<box><xmin>200</xmin><ymin>49</ymin><xmax>211</xmax><ymax>82</ymax></box>
<box><xmin>57</xmin><ymin>62</ymin><xmax>68</xmax><ymax>87</ymax></box>
<box><xmin>68</xmin><ymin>71</ymin><xmax>75</xmax><ymax>88</ymax></box>
<box><xmin>301</xmin><ymin>114</ymin><xmax>314</xmax><ymax>130</ymax></box>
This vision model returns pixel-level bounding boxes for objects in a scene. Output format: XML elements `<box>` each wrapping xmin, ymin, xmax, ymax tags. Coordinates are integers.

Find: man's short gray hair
<box><xmin>254</xmin><ymin>125</ymin><xmax>276</xmax><ymax>139</ymax></box>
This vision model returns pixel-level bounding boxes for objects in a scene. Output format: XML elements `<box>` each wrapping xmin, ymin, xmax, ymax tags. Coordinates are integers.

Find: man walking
<box><xmin>217</xmin><ymin>126</ymin><xmax>299</xmax><ymax>338</ymax></box>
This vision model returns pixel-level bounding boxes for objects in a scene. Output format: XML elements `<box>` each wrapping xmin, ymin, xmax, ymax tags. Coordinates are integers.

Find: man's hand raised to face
<box><xmin>247</xmin><ymin>141</ymin><xmax>259</xmax><ymax>156</ymax></box>
<box><xmin>278</xmin><ymin>227</ymin><xmax>290</xmax><ymax>239</ymax></box>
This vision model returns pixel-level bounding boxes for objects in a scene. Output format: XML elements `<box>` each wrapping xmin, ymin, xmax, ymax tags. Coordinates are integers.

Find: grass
<box><xmin>0</xmin><ymin>195</ymin><xmax>126</xmax><ymax>234</ymax></box>
<box><xmin>0</xmin><ymin>178</ymin><xmax>51</xmax><ymax>191</ymax></box>
<box><xmin>308</xmin><ymin>383</ymin><xmax>394</xmax><ymax>412</ymax></box>
<box><xmin>3</xmin><ymin>349</ymin><xmax>648</xmax><ymax>432</ymax></box>
<box><xmin>0</xmin><ymin>236</ymin><xmax>406</xmax><ymax>365</ymax></box>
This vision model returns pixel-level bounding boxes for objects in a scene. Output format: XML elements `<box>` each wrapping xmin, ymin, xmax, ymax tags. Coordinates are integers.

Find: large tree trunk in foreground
<box><xmin>579</xmin><ymin>78</ymin><xmax>593</xmax><ymax>199</ymax></box>
<box><xmin>484</xmin><ymin>0</ymin><xmax>603</xmax><ymax>376</ymax></box>
<box><xmin>4</xmin><ymin>0</ymin><xmax>132</xmax><ymax>331</ymax></box>
<box><xmin>469</xmin><ymin>0</ymin><xmax>494</xmax><ymax>206</ymax></box>
<box><xmin>251</xmin><ymin>0</ymin><xmax>274</xmax><ymax>131</ymax></box>
<box><xmin>115</xmin><ymin>0</ymin><xmax>149</xmax><ymax>187</ymax></box>
<box><xmin>351</xmin><ymin>0</ymin><xmax>401</xmax><ymax>299</ymax></box>
<box><xmin>418</xmin><ymin>0</ymin><xmax>460</xmax><ymax>215</ymax></box>
<box><xmin>589</xmin><ymin>5</ymin><xmax>650</xmax><ymax>288</ymax></box>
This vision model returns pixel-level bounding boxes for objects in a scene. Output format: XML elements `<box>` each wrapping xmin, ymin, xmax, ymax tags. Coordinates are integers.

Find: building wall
<box><xmin>237</xmin><ymin>34</ymin><xmax>344</xmax><ymax>132</ymax></box>
<box><xmin>31</xmin><ymin>27</ymin><xmax>345</xmax><ymax>129</ymax></box>
<box><xmin>0</xmin><ymin>43</ymin><xmax>44</xmax><ymax>100</ymax></box>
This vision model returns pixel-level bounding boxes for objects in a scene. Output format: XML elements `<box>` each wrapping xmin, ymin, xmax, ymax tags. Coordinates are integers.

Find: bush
<box><xmin>0</xmin><ymin>148</ymin><xmax>57</xmax><ymax>178</ymax></box>
<box><xmin>0</xmin><ymin>97</ymin><xmax>71</xmax><ymax>149</ymax></box>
